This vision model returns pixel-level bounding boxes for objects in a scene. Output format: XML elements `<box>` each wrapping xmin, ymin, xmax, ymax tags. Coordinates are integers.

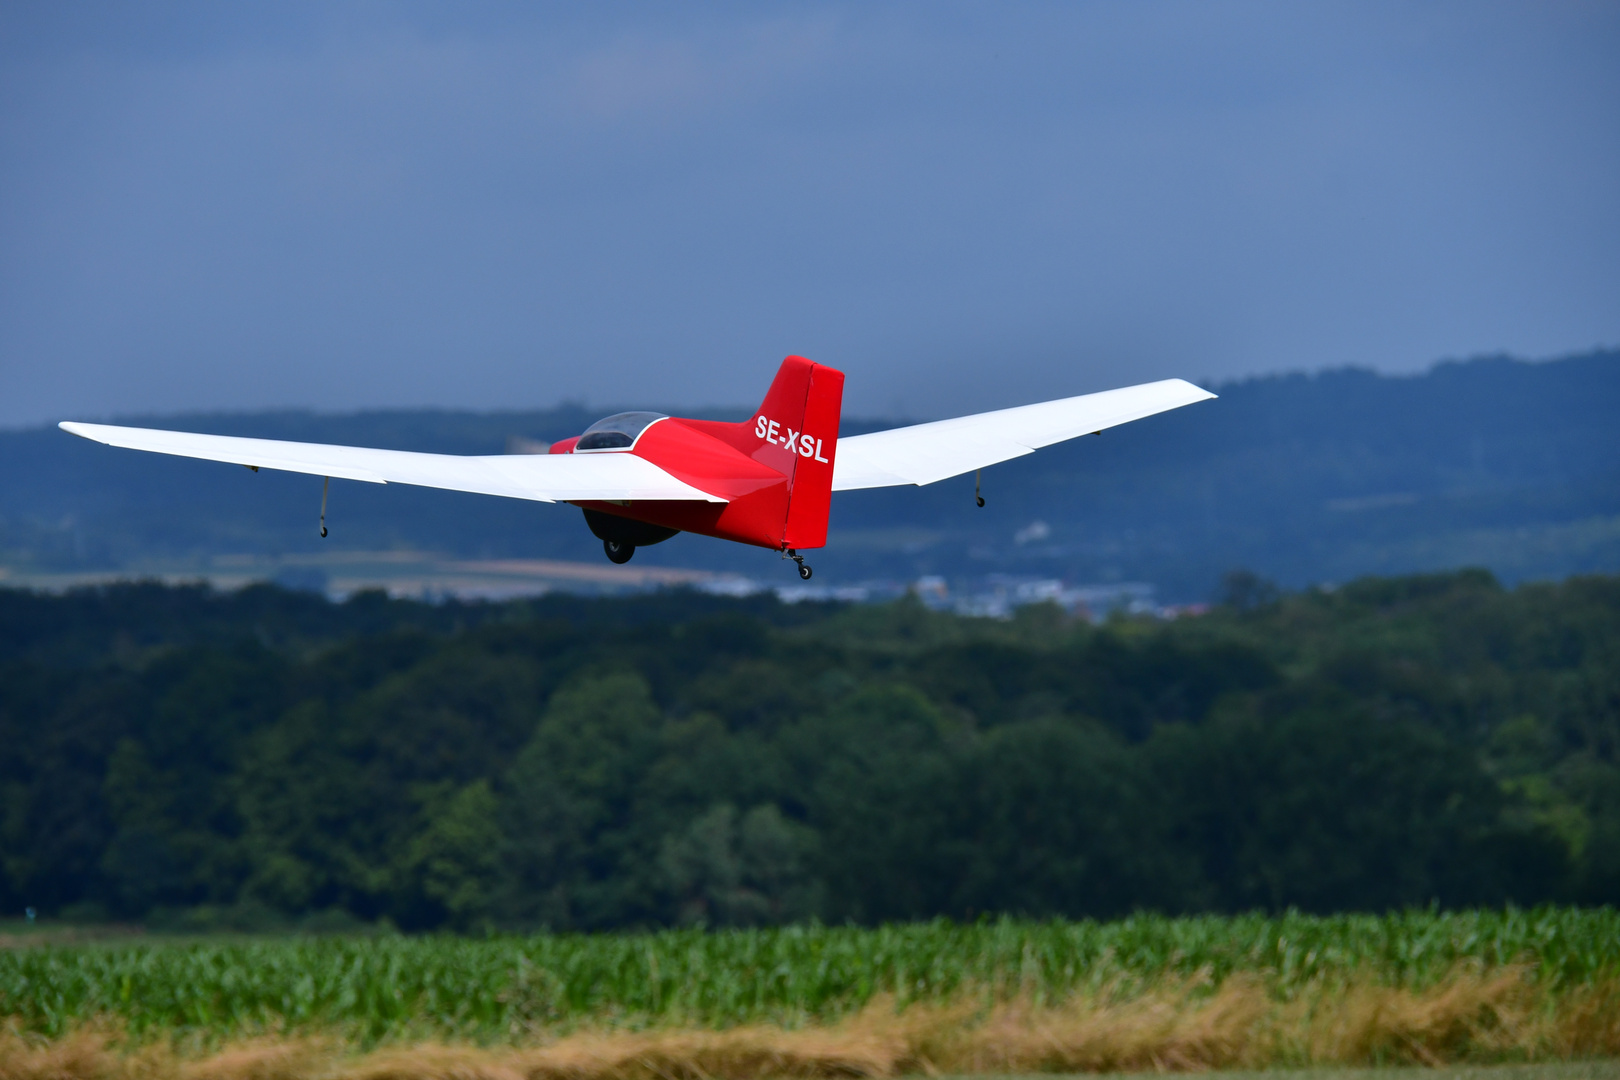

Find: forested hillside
<box><xmin>3</xmin><ymin>351</ymin><xmax>1616</xmax><ymax>597</ymax></box>
<box><xmin>1</xmin><ymin>571</ymin><xmax>1615</xmax><ymax>929</ymax></box>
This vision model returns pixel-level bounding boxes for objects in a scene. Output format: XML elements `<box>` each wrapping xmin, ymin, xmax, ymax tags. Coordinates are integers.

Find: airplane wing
<box><xmin>831</xmin><ymin>378</ymin><xmax>1215</xmax><ymax>491</ymax></box>
<box><xmin>57</xmin><ymin>422</ymin><xmax>727</xmax><ymax>504</ymax></box>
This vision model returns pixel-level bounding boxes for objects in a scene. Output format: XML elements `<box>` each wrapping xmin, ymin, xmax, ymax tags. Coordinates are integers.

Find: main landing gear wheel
<box><xmin>798</xmin><ymin>563</ymin><xmax>813</xmax><ymax>580</ymax></box>
<box><xmin>604</xmin><ymin>539</ymin><xmax>635</xmax><ymax>564</ymax></box>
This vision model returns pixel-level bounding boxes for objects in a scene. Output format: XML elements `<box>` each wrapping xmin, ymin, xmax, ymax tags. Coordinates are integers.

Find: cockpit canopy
<box><xmin>574</xmin><ymin>411</ymin><xmax>667</xmax><ymax>451</ymax></box>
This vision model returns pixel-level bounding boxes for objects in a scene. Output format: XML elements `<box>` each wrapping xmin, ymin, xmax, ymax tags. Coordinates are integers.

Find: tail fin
<box><xmin>750</xmin><ymin>355</ymin><xmax>845</xmax><ymax>550</ymax></box>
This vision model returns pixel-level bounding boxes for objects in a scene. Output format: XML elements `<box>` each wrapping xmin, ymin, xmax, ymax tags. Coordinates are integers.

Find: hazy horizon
<box><xmin>4</xmin><ymin>347</ymin><xmax>1601</xmax><ymax>433</ymax></box>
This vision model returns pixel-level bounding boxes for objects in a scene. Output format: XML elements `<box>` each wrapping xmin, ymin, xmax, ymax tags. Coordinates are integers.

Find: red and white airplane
<box><xmin>60</xmin><ymin>357</ymin><xmax>1214</xmax><ymax>579</ymax></box>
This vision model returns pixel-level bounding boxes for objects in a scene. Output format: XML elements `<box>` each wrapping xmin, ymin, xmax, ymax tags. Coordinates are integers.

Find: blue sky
<box><xmin>2</xmin><ymin>1</ymin><xmax>1616</xmax><ymax>426</ymax></box>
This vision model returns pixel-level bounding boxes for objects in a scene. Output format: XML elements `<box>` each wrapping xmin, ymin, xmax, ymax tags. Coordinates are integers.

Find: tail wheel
<box><xmin>798</xmin><ymin>563</ymin><xmax>813</xmax><ymax>580</ymax></box>
<box><xmin>604</xmin><ymin>539</ymin><xmax>635</xmax><ymax>564</ymax></box>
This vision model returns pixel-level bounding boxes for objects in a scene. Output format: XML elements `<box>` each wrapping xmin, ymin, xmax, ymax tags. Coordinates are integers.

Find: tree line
<box><xmin>0</xmin><ymin>571</ymin><xmax>1615</xmax><ymax>930</ymax></box>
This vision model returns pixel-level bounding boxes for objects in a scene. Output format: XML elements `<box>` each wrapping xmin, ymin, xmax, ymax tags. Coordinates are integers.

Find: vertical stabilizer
<box><xmin>747</xmin><ymin>355</ymin><xmax>844</xmax><ymax>549</ymax></box>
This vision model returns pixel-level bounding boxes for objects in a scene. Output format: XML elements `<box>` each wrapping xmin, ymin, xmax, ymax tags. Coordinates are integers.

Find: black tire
<box><xmin>604</xmin><ymin>539</ymin><xmax>635</xmax><ymax>564</ymax></box>
<box><xmin>798</xmin><ymin>563</ymin><xmax>813</xmax><ymax>580</ymax></box>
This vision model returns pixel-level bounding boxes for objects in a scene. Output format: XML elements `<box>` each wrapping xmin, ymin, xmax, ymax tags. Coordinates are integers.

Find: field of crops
<box><xmin>4</xmin><ymin>907</ymin><xmax>1619</xmax><ymax>1044</ymax></box>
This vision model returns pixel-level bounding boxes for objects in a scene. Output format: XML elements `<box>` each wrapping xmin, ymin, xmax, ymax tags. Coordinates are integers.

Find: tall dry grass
<box><xmin>2</xmin><ymin>967</ymin><xmax>1616</xmax><ymax>1080</ymax></box>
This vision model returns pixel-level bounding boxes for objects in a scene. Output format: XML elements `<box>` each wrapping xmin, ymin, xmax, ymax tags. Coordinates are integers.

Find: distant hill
<box><xmin>2</xmin><ymin>351</ymin><xmax>1616</xmax><ymax>601</ymax></box>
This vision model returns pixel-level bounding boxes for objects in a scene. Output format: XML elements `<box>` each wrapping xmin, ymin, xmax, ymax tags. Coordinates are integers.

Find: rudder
<box><xmin>749</xmin><ymin>355</ymin><xmax>844</xmax><ymax>550</ymax></box>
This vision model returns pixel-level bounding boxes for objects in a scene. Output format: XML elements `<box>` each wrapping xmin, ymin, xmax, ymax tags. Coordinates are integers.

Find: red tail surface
<box><xmin>749</xmin><ymin>355</ymin><xmax>844</xmax><ymax>549</ymax></box>
<box><xmin>594</xmin><ymin>355</ymin><xmax>845</xmax><ymax>553</ymax></box>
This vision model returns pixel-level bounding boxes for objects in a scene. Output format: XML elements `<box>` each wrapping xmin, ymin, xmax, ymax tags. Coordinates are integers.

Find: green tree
<box><xmin>501</xmin><ymin>671</ymin><xmax>665</xmax><ymax>928</ymax></box>
<box><xmin>405</xmin><ymin>779</ymin><xmax>503</xmax><ymax>928</ymax></box>
<box><xmin>660</xmin><ymin>803</ymin><xmax>820</xmax><ymax>925</ymax></box>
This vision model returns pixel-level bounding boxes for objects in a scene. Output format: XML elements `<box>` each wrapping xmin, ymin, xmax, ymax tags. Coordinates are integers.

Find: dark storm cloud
<box><xmin>2</xmin><ymin>1</ymin><xmax>1617</xmax><ymax>426</ymax></box>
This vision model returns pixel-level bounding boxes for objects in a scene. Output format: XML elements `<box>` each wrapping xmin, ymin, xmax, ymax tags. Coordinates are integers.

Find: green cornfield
<box><xmin>3</xmin><ymin>908</ymin><xmax>1618</xmax><ymax>1044</ymax></box>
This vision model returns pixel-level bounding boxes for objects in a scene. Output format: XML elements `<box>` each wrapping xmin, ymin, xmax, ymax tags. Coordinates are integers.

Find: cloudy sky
<box><xmin>2</xmin><ymin>1</ymin><xmax>1616</xmax><ymax>426</ymax></box>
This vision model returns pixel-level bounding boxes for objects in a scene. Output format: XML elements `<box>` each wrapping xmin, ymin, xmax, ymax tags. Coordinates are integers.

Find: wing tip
<box><xmin>1164</xmin><ymin>377</ymin><xmax>1218</xmax><ymax>402</ymax></box>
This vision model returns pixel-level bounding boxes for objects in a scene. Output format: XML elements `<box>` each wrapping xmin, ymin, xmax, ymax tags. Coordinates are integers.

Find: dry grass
<box><xmin>2</xmin><ymin>968</ymin><xmax>1616</xmax><ymax>1080</ymax></box>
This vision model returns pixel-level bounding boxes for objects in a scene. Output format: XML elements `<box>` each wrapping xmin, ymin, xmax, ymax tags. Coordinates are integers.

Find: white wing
<box><xmin>58</xmin><ymin>422</ymin><xmax>726</xmax><ymax>504</ymax></box>
<box><xmin>831</xmin><ymin>378</ymin><xmax>1215</xmax><ymax>491</ymax></box>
